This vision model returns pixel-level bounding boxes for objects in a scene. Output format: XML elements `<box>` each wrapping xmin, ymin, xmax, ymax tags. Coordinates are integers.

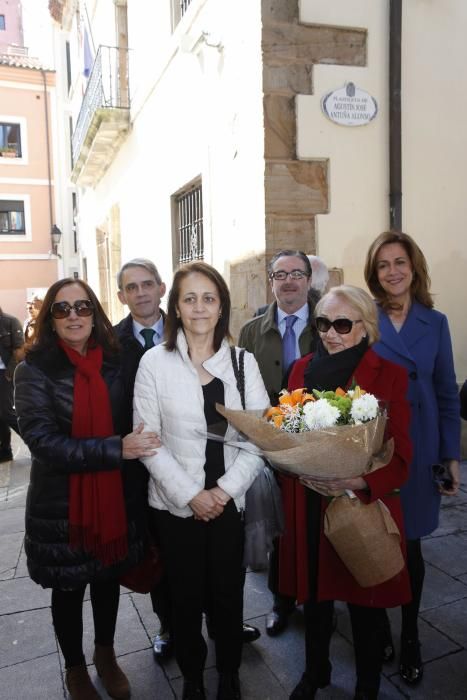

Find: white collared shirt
<box><xmin>132</xmin><ymin>315</ymin><xmax>164</xmax><ymax>348</ymax></box>
<box><xmin>277</xmin><ymin>303</ymin><xmax>309</xmax><ymax>360</ymax></box>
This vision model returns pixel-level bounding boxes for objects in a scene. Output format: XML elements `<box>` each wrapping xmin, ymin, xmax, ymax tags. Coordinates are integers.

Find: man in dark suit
<box><xmin>114</xmin><ymin>258</ymin><xmax>171</xmax><ymax>662</ymax></box>
<box><xmin>115</xmin><ymin>258</ymin><xmax>260</xmax><ymax>662</ymax></box>
<box><xmin>239</xmin><ymin>250</ymin><xmax>319</xmax><ymax>636</ymax></box>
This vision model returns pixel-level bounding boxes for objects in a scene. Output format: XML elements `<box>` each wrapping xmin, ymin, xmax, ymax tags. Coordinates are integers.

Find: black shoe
<box><xmin>266</xmin><ymin>609</ymin><xmax>289</xmax><ymax>637</ymax></box>
<box><xmin>206</xmin><ymin>619</ymin><xmax>260</xmax><ymax>643</ymax></box>
<box><xmin>217</xmin><ymin>671</ymin><xmax>241</xmax><ymax>700</ymax></box>
<box><xmin>0</xmin><ymin>448</ymin><xmax>13</xmax><ymax>463</ymax></box>
<box><xmin>183</xmin><ymin>678</ymin><xmax>206</xmax><ymax>700</ymax></box>
<box><xmin>399</xmin><ymin>637</ymin><xmax>423</xmax><ymax>685</ymax></box>
<box><xmin>242</xmin><ymin>623</ymin><xmax>260</xmax><ymax>643</ymax></box>
<box><xmin>152</xmin><ymin>630</ymin><xmax>173</xmax><ymax>663</ymax></box>
<box><xmin>290</xmin><ymin>669</ymin><xmax>331</xmax><ymax>699</ymax></box>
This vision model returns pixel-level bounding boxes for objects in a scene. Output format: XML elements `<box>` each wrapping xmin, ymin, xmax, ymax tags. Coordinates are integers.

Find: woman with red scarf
<box><xmin>14</xmin><ymin>278</ymin><xmax>159</xmax><ymax>700</ymax></box>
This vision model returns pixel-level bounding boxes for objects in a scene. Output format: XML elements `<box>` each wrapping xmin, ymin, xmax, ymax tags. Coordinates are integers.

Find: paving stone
<box><xmin>431</xmin><ymin>503</ymin><xmax>467</xmax><ymax>537</ymax></box>
<box><xmin>422</xmin><ymin>598</ymin><xmax>467</xmax><ymax>649</ymax></box>
<box><xmin>15</xmin><ymin>546</ymin><xmax>28</xmax><ymax>578</ymax></box>
<box><xmin>422</xmin><ymin>536</ymin><xmax>467</xmax><ymax>585</ymax></box>
<box><xmin>0</xmin><ymin>652</ymin><xmax>64</xmax><ymax>699</ymax></box>
<box><xmin>0</xmin><ymin>531</ymin><xmax>23</xmax><ymax>579</ymax></box>
<box><xmin>0</xmin><ymin>576</ymin><xmax>50</xmax><ymax>615</ymax></box>
<box><xmin>388</xmin><ymin>648</ymin><xmax>467</xmax><ymax>699</ymax></box>
<box><xmin>0</xmin><ymin>607</ymin><xmax>56</xmax><ymax>669</ymax></box>
<box><xmin>0</xmin><ymin>506</ymin><xmax>25</xmax><ymax>535</ymax></box>
<box><xmin>90</xmin><ymin>648</ymin><xmax>174</xmax><ymax>699</ymax></box>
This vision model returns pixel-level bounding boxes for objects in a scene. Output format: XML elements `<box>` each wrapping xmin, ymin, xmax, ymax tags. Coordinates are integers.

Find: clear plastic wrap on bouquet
<box><xmin>215</xmin><ymin>405</ymin><xmax>388</xmax><ymax>479</ymax></box>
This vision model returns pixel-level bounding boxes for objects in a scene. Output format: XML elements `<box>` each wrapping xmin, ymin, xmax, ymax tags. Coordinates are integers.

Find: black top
<box><xmin>202</xmin><ymin>377</ymin><xmax>227</xmax><ymax>489</ymax></box>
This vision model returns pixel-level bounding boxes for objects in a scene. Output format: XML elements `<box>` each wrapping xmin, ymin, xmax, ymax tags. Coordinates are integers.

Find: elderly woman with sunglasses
<box><xmin>277</xmin><ymin>286</ymin><xmax>412</xmax><ymax>700</ymax></box>
<box><xmin>14</xmin><ymin>278</ymin><xmax>159</xmax><ymax>700</ymax></box>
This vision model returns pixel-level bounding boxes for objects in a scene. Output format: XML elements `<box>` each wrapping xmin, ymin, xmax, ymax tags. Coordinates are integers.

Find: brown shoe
<box><xmin>93</xmin><ymin>645</ymin><xmax>131</xmax><ymax>699</ymax></box>
<box><xmin>65</xmin><ymin>664</ymin><xmax>102</xmax><ymax>700</ymax></box>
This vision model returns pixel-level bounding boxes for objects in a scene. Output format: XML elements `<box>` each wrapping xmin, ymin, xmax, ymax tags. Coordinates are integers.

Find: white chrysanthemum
<box><xmin>350</xmin><ymin>393</ymin><xmax>379</xmax><ymax>424</ymax></box>
<box><xmin>303</xmin><ymin>399</ymin><xmax>340</xmax><ymax>430</ymax></box>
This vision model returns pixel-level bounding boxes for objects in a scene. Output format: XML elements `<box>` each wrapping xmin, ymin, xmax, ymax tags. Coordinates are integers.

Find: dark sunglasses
<box><xmin>315</xmin><ymin>317</ymin><xmax>362</xmax><ymax>335</ymax></box>
<box><xmin>50</xmin><ymin>300</ymin><xmax>94</xmax><ymax>319</ymax></box>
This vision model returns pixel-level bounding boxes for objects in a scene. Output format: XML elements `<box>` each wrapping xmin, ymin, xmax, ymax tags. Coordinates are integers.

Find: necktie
<box><xmin>140</xmin><ymin>328</ymin><xmax>156</xmax><ymax>350</ymax></box>
<box><xmin>282</xmin><ymin>315</ymin><xmax>298</xmax><ymax>373</ymax></box>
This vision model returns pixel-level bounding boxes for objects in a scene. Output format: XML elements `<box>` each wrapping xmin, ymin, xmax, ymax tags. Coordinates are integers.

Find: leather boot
<box><xmin>65</xmin><ymin>664</ymin><xmax>102</xmax><ymax>700</ymax></box>
<box><xmin>93</xmin><ymin>645</ymin><xmax>130</xmax><ymax>699</ymax></box>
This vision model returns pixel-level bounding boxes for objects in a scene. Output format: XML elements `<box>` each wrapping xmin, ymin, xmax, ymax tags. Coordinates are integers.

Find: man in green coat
<box><xmin>238</xmin><ymin>250</ymin><xmax>318</xmax><ymax>635</ymax></box>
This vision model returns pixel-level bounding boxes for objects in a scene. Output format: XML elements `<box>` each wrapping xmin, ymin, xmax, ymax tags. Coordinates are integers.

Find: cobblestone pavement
<box><xmin>1</xmin><ymin>434</ymin><xmax>466</xmax><ymax>699</ymax></box>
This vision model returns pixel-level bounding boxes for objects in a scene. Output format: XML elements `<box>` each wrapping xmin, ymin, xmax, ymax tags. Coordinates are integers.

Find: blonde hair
<box><xmin>315</xmin><ymin>285</ymin><xmax>380</xmax><ymax>345</ymax></box>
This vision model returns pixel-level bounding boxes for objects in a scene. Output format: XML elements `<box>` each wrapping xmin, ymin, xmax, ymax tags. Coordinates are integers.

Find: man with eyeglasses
<box><xmin>238</xmin><ymin>249</ymin><xmax>319</xmax><ymax>637</ymax></box>
<box><xmin>0</xmin><ymin>306</ymin><xmax>24</xmax><ymax>463</ymax></box>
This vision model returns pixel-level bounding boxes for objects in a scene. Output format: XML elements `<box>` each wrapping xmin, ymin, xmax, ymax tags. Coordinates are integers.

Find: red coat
<box><xmin>277</xmin><ymin>348</ymin><xmax>412</xmax><ymax>607</ymax></box>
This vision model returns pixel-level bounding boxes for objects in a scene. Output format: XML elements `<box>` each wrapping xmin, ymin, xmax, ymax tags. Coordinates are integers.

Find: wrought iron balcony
<box><xmin>71</xmin><ymin>45</ymin><xmax>130</xmax><ymax>186</ymax></box>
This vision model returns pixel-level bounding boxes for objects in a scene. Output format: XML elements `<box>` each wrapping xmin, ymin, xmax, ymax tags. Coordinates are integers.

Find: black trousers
<box><xmin>304</xmin><ymin>489</ymin><xmax>384</xmax><ymax>694</ymax></box>
<box><xmin>0</xmin><ymin>370</ymin><xmax>19</xmax><ymax>450</ymax></box>
<box><xmin>304</xmin><ymin>599</ymin><xmax>385</xmax><ymax>695</ymax></box>
<box><xmin>153</xmin><ymin>503</ymin><xmax>244</xmax><ymax>680</ymax></box>
<box><xmin>51</xmin><ymin>580</ymin><xmax>120</xmax><ymax>668</ymax></box>
<box><xmin>401</xmin><ymin>538</ymin><xmax>425</xmax><ymax>639</ymax></box>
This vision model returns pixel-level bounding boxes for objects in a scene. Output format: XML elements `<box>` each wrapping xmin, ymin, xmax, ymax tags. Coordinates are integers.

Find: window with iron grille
<box><xmin>0</xmin><ymin>199</ymin><xmax>25</xmax><ymax>235</ymax></box>
<box><xmin>0</xmin><ymin>122</ymin><xmax>22</xmax><ymax>158</ymax></box>
<box><xmin>173</xmin><ymin>182</ymin><xmax>204</xmax><ymax>266</ymax></box>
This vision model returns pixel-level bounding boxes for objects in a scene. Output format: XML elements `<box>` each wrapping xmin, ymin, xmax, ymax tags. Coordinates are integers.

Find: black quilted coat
<box><xmin>14</xmin><ymin>344</ymin><xmax>146</xmax><ymax>590</ymax></box>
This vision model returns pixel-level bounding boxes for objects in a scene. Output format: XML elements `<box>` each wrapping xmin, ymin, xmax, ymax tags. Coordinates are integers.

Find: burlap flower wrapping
<box><xmin>215</xmin><ymin>405</ymin><xmax>387</xmax><ymax>479</ymax></box>
<box><xmin>216</xmin><ymin>404</ymin><xmax>403</xmax><ymax>586</ymax></box>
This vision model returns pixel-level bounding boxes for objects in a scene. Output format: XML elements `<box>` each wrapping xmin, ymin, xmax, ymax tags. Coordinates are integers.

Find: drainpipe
<box><xmin>389</xmin><ymin>0</ymin><xmax>402</xmax><ymax>230</ymax></box>
<box><xmin>40</xmin><ymin>68</ymin><xmax>55</xmax><ymax>253</ymax></box>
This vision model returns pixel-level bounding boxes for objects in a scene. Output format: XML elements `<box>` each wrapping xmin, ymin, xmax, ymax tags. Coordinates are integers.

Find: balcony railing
<box><xmin>72</xmin><ymin>45</ymin><xmax>130</xmax><ymax>170</ymax></box>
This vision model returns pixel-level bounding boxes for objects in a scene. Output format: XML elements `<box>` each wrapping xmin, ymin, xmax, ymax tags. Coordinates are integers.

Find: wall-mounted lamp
<box><xmin>51</xmin><ymin>224</ymin><xmax>62</xmax><ymax>257</ymax></box>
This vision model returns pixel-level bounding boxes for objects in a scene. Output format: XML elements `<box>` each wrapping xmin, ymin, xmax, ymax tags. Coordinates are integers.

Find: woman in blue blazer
<box><xmin>364</xmin><ymin>231</ymin><xmax>460</xmax><ymax>687</ymax></box>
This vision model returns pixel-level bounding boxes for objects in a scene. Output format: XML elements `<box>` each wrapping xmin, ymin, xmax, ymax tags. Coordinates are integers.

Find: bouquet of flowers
<box><xmin>216</xmin><ymin>384</ymin><xmax>389</xmax><ymax>479</ymax></box>
<box><xmin>266</xmin><ymin>386</ymin><xmax>380</xmax><ymax>432</ymax></box>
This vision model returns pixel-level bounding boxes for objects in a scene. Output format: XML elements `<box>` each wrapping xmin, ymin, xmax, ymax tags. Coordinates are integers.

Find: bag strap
<box><xmin>230</xmin><ymin>346</ymin><xmax>246</xmax><ymax>409</ymax></box>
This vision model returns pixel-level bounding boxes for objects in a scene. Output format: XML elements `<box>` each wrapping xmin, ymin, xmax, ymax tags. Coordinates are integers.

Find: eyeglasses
<box><xmin>270</xmin><ymin>269</ymin><xmax>310</xmax><ymax>281</ymax></box>
<box><xmin>315</xmin><ymin>317</ymin><xmax>362</xmax><ymax>335</ymax></box>
<box><xmin>50</xmin><ymin>300</ymin><xmax>94</xmax><ymax>319</ymax></box>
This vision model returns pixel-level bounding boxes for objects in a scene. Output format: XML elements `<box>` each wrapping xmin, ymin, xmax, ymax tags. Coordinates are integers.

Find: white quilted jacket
<box><xmin>133</xmin><ymin>330</ymin><xmax>270</xmax><ymax>517</ymax></box>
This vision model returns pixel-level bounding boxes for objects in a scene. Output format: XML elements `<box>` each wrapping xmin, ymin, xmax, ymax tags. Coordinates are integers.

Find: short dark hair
<box><xmin>117</xmin><ymin>258</ymin><xmax>162</xmax><ymax>289</ymax></box>
<box><xmin>364</xmin><ymin>231</ymin><xmax>433</xmax><ymax>310</ymax></box>
<box><xmin>267</xmin><ymin>250</ymin><xmax>312</xmax><ymax>277</ymax></box>
<box><xmin>165</xmin><ymin>261</ymin><xmax>232</xmax><ymax>352</ymax></box>
<box><xmin>27</xmin><ymin>278</ymin><xmax>119</xmax><ymax>356</ymax></box>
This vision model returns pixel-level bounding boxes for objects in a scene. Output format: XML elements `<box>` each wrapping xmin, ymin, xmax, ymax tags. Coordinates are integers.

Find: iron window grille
<box><xmin>0</xmin><ymin>200</ymin><xmax>25</xmax><ymax>234</ymax></box>
<box><xmin>175</xmin><ymin>183</ymin><xmax>204</xmax><ymax>265</ymax></box>
<box><xmin>0</xmin><ymin>123</ymin><xmax>22</xmax><ymax>158</ymax></box>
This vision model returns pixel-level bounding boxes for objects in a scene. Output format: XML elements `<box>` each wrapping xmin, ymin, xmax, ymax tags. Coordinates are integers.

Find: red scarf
<box><xmin>58</xmin><ymin>339</ymin><xmax>128</xmax><ymax>566</ymax></box>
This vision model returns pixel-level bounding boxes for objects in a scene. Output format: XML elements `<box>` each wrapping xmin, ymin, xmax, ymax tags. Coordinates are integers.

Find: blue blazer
<box><xmin>372</xmin><ymin>301</ymin><xmax>460</xmax><ymax>539</ymax></box>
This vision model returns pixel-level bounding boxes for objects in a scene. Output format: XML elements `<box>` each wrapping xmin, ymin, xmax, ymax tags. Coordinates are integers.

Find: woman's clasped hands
<box><xmin>189</xmin><ymin>486</ymin><xmax>231</xmax><ymax>522</ymax></box>
<box><xmin>122</xmin><ymin>422</ymin><xmax>161</xmax><ymax>460</ymax></box>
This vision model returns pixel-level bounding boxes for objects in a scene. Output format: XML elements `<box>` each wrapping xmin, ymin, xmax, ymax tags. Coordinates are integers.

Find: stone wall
<box><xmin>231</xmin><ymin>0</ymin><xmax>367</xmax><ymax>337</ymax></box>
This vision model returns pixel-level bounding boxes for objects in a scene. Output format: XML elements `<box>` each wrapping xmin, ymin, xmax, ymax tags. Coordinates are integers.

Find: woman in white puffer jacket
<box><xmin>134</xmin><ymin>261</ymin><xmax>269</xmax><ymax>700</ymax></box>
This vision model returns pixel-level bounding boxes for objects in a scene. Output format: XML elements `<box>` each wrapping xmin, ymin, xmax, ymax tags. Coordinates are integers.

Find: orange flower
<box><xmin>265</xmin><ymin>406</ymin><xmax>283</xmax><ymax>419</ymax></box>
